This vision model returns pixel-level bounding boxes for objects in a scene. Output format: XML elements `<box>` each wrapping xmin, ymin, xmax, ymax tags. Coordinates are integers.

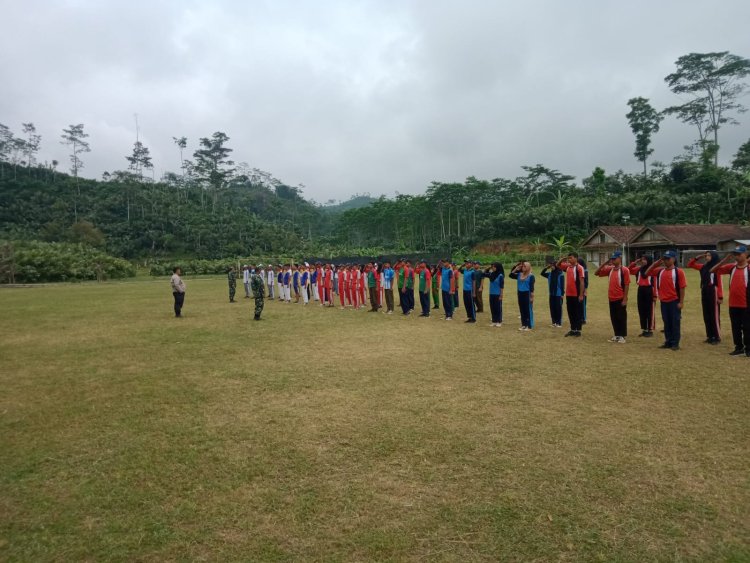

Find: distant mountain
<box><xmin>321</xmin><ymin>195</ymin><xmax>379</xmax><ymax>214</ymax></box>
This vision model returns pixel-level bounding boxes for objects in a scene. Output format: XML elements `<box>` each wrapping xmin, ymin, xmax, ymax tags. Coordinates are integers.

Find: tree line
<box><xmin>1</xmin><ymin>51</ymin><xmax>749</xmax><ymax>262</ymax></box>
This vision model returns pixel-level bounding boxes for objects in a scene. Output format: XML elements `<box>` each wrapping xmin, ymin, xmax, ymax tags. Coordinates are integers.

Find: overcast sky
<box><xmin>2</xmin><ymin>0</ymin><xmax>749</xmax><ymax>203</ymax></box>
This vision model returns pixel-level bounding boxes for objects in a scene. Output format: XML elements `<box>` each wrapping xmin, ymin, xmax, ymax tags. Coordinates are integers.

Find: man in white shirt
<box><xmin>266</xmin><ymin>266</ymin><xmax>276</xmax><ymax>300</ymax></box>
<box><xmin>170</xmin><ymin>266</ymin><xmax>186</xmax><ymax>317</ymax></box>
<box><xmin>242</xmin><ymin>265</ymin><xmax>251</xmax><ymax>298</ymax></box>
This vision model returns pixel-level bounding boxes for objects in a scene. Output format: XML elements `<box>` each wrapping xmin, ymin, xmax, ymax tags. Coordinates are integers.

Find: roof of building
<box><xmin>581</xmin><ymin>225</ymin><xmax>643</xmax><ymax>247</ymax></box>
<box><xmin>630</xmin><ymin>224</ymin><xmax>750</xmax><ymax>246</ymax></box>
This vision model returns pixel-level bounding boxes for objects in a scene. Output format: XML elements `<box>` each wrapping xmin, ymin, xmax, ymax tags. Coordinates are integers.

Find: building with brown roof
<box><xmin>580</xmin><ymin>225</ymin><xmax>643</xmax><ymax>267</ymax></box>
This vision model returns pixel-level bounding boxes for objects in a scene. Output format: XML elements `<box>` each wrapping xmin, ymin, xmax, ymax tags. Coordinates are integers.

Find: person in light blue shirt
<box><xmin>509</xmin><ymin>261</ymin><xmax>535</xmax><ymax>331</ymax></box>
<box><xmin>440</xmin><ymin>260</ymin><xmax>454</xmax><ymax>320</ymax></box>
<box><xmin>484</xmin><ymin>262</ymin><xmax>505</xmax><ymax>327</ymax></box>
<box><xmin>460</xmin><ymin>260</ymin><xmax>476</xmax><ymax>323</ymax></box>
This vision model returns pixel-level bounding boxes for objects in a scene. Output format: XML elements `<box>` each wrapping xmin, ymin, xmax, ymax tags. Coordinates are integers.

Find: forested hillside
<box><xmin>1</xmin><ymin>51</ymin><xmax>749</xmax><ymax>260</ymax></box>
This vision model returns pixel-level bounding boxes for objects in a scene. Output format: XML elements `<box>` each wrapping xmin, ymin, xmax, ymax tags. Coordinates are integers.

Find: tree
<box><xmin>626</xmin><ymin>97</ymin><xmax>663</xmax><ymax>175</ymax></box>
<box><xmin>0</xmin><ymin>123</ymin><xmax>13</xmax><ymax>179</ymax></box>
<box><xmin>732</xmin><ymin>139</ymin><xmax>750</xmax><ymax>172</ymax></box>
<box><xmin>193</xmin><ymin>131</ymin><xmax>235</xmax><ymax>212</ymax></box>
<box><xmin>664</xmin><ymin>52</ymin><xmax>750</xmax><ymax>165</ymax></box>
<box><xmin>125</xmin><ymin>141</ymin><xmax>153</xmax><ymax>181</ymax></box>
<box><xmin>60</xmin><ymin>124</ymin><xmax>91</xmax><ymax>188</ymax></box>
<box><xmin>173</xmin><ymin>136</ymin><xmax>187</xmax><ymax>178</ymax></box>
<box><xmin>21</xmin><ymin>122</ymin><xmax>41</xmax><ymax>169</ymax></box>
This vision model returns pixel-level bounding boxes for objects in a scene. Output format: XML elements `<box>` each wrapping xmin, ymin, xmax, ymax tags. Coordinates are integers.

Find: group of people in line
<box><xmin>169</xmin><ymin>244</ymin><xmax>750</xmax><ymax>357</ymax></box>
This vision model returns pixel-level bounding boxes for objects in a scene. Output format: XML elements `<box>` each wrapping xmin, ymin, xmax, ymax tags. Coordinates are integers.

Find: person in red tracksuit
<box><xmin>595</xmin><ymin>251</ymin><xmax>630</xmax><ymax>343</ymax></box>
<box><xmin>338</xmin><ymin>265</ymin><xmax>347</xmax><ymax>308</ymax></box>
<box><xmin>558</xmin><ymin>252</ymin><xmax>586</xmax><ymax>337</ymax></box>
<box><xmin>711</xmin><ymin>245</ymin><xmax>750</xmax><ymax>357</ymax></box>
<box><xmin>646</xmin><ymin>250</ymin><xmax>687</xmax><ymax>351</ymax></box>
<box><xmin>350</xmin><ymin>265</ymin><xmax>359</xmax><ymax>308</ymax></box>
<box><xmin>358</xmin><ymin>264</ymin><xmax>367</xmax><ymax>308</ymax></box>
<box><xmin>324</xmin><ymin>265</ymin><xmax>334</xmax><ymax>306</ymax></box>
<box><xmin>317</xmin><ymin>264</ymin><xmax>325</xmax><ymax>304</ymax></box>
<box><xmin>628</xmin><ymin>255</ymin><xmax>658</xmax><ymax>338</ymax></box>
<box><xmin>687</xmin><ymin>251</ymin><xmax>723</xmax><ymax>345</ymax></box>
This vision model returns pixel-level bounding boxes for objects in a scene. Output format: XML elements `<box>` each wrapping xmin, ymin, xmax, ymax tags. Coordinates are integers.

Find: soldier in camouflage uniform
<box><xmin>228</xmin><ymin>266</ymin><xmax>237</xmax><ymax>303</ymax></box>
<box><xmin>251</xmin><ymin>265</ymin><xmax>265</xmax><ymax>320</ymax></box>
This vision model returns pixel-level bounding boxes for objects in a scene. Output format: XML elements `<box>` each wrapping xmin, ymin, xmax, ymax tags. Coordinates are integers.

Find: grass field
<box><xmin>1</xmin><ymin>271</ymin><xmax>748</xmax><ymax>562</ymax></box>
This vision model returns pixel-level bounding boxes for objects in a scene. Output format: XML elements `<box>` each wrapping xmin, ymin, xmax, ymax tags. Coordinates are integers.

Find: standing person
<box><xmin>473</xmin><ymin>261</ymin><xmax>484</xmax><ymax>313</ymax></box>
<box><xmin>688</xmin><ymin>251</ymin><xmax>723</xmax><ymax>344</ymax></box>
<box><xmin>485</xmin><ymin>262</ymin><xmax>505</xmax><ymax>327</ymax></box>
<box><xmin>300</xmin><ymin>265</ymin><xmax>310</xmax><ymax>305</ymax></box>
<box><xmin>646</xmin><ymin>250</ymin><xmax>687</xmax><ymax>351</ymax></box>
<box><xmin>311</xmin><ymin>264</ymin><xmax>319</xmax><ymax>302</ymax></box>
<box><xmin>430</xmin><ymin>264</ymin><xmax>441</xmax><ymax>310</ymax></box>
<box><xmin>338</xmin><ymin>265</ymin><xmax>348</xmax><ymax>309</ymax></box>
<box><xmin>580</xmin><ymin>258</ymin><xmax>590</xmax><ymax>324</ymax></box>
<box><xmin>359</xmin><ymin>264</ymin><xmax>367</xmax><ymax>308</ymax></box>
<box><xmin>558</xmin><ymin>253</ymin><xmax>585</xmax><ymax>337</ymax></box>
<box><xmin>283</xmin><ymin>265</ymin><xmax>293</xmax><ymax>303</ymax></box>
<box><xmin>711</xmin><ymin>245</ymin><xmax>750</xmax><ymax>357</ymax></box>
<box><xmin>417</xmin><ymin>261</ymin><xmax>432</xmax><ymax>317</ymax></box>
<box><xmin>292</xmin><ymin>265</ymin><xmax>301</xmax><ymax>303</ymax></box>
<box><xmin>277</xmin><ymin>267</ymin><xmax>284</xmax><ymax>302</ymax></box>
<box><xmin>250</xmin><ymin>264</ymin><xmax>265</xmax><ymax>320</ymax></box>
<box><xmin>440</xmin><ymin>260</ymin><xmax>454</xmax><ymax>321</ymax></box>
<box><xmin>227</xmin><ymin>266</ymin><xmax>237</xmax><ymax>303</ymax></box>
<box><xmin>399</xmin><ymin>262</ymin><xmax>411</xmax><ymax>315</ymax></box>
<box><xmin>170</xmin><ymin>266</ymin><xmax>186</xmax><ymax>318</ymax></box>
<box><xmin>452</xmin><ymin>263</ymin><xmax>461</xmax><ymax>309</ymax></box>
<box><xmin>317</xmin><ymin>264</ymin><xmax>325</xmax><ymax>303</ymax></box>
<box><xmin>324</xmin><ymin>264</ymin><xmax>334</xmax><ymax>307</ymax></box>
<box><xmin>540</xmin><ymin>258</ymin><xmax>565</xmax><ymax>328</ymax></box>
<box><xmin>460</xmin><ymin>260</ymin><xmax>476</xmax><ymax>323</ymax></box>
<box><xmin>628</xmin><ymin>255</ymin><xmax>657</xmax><ymax>337</ymax></box>
<box><xmin>595</xmin><ymin>251</ymin><xmax>631</xmax><ymax>343</ymax></box>
<box><xmin>509</xmin><ymin>261</ymin><xmax>535</xmax><ymax>331</ymax></box>
<box><xmin>382</xmin><ymin>261</ymin><xmax>395</xmax><ymax>314</ymax></box>
<box><xmin>267</xmin><ymin>266</ymin><xmax>276</xmax><ymax>300</ymax></box>
<box><xmin>333</xmin><ymin>265</ymin><xmax>339</xmax><ymax>296</ymax></box>
<box><xmin>367</xmin><ymin>263</ymin><xmax>379</xmax><ymax>312</ymax></box>
<box><xmin>243</xmin><ymin>265</ymin><xmax>251</xmax><ymax>298</ymax></box>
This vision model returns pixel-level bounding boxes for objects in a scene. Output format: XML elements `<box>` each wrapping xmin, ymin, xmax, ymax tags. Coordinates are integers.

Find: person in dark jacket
<box><xmin>483</xmin><ymin>262</ymin><xmax>505</xmax><ymax>327</ymax></box>
<box><xmin>687</xmin><ymin>251</ymin><xmax>723</xmax><ymax>344</ymax></box>
<box><xmin>540</xmin><ymin>258</ymin><xmax>564</xmax><ymax>327</ymax></box>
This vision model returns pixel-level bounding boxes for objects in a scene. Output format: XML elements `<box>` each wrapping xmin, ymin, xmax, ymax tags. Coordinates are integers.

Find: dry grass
<box><xmin>1</xmin><ymin>271</ymin><xmax>748</xmax><ymax>562</ymax></box>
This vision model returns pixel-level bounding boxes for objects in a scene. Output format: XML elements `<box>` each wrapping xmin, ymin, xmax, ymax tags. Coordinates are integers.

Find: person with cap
<box><xmin>283</xmin><ymin>264</ymin><xmax>293</xmax><ymax>303</ymax></box>
<box><xmin>417</xmin><ymin>260</ymin><xmax>432</xmax><ymax>317</ymax></box>
<box><xmin>440</xmin><ymin>260</ymin><xmax>454</xmax><ymax>320</ymax></box>
<box><xmin>540</xmin><ymin>257</ymin><xmax>565</xmax><ymax>328</ymax></box>
<box><xmin>646</xmin><ymin>250</ymin><xmax>687</xmax><ymax>351</ymax></box>
<box><xmin>242</xmin><ymin>265</ymin><xmax>251</xmax><ymax>298</ymax></box>
<box><xmin>227</xmin><ymin>265</ymin><xmax>237</xmax><ymax>303</ymax></box>
<box><xmin>687</xmin><ymin>251</ymin><xmax>723</xmax><ymax>344</ymax></box>
<box><xmin>249</xmin><ymin>263</ymin><xmax>265</xmax><ymax>320</ymax></box>
<box><xmin>558</xmin><ymin>252</ymin><xmax>586</xmax><ymax>337</ymax></box>
<box><xmin>484</xmin><ymin>262</ymin><xmax>505</xmax><ymax>327</ymax></box>
<box><xmin>711</xmin><ymin>245</ymin><xmax>750</xmax><ymax>357</ymax></box>
<box><xmin>382</xmin><ymin>261</ymin><xmax>395</xmax><ymax>314</ymax></box>
<box><xmin>595</xmin><ymin>251</ymin><xmax>631</xmax><ymax>343</ymax></box>
<box><xmin>628</xmin><ymin>255</ymin><xmax>657</xmax><ymax>337</ymax></box>
<box><xmin>276</xmin><ymin>266</ymin><xmax>284</xmax><ymax>301</ymax></box>
<box><xmin>170</xmin><ymin>266</ymin><xmax>186</xmax><ymax>318</ymax></box>
<box><xmin>509</xmin><ymin>261</ymin><xmax>535</xmax><ymax>330</ymax></box>
<box><xmin>459</xmin><ymin>259</ymin><xmax>476</xmax><ymax>323</ymax></box>
<box><xmin>310</xmin><ymin>263</ymin><xmax>319</xmax><ymax>302</ymax></box>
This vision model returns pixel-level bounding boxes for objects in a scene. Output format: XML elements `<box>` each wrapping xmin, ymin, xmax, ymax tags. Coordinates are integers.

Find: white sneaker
<box><xmin>445</xmin><ymin>317</ymin><xmax>453</xmax><ymax>321</ymax></box>
<box><xmin>617</xmin><ymin>337</ymin><xmax>626</xmax><ymax>344</ymax></box>
<box><xmin>496</xmin><ymin>323</ymin><xmax>502</xmax><ymax>328</ymax></box>
<box><xmin>609</xmin><ymin>336</ymin><xmax>618</xmax><ymax>342</ymax></box>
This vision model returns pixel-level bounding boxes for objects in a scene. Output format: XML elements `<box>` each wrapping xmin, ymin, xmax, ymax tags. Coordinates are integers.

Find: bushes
<box><xmin>1</xmin><ymin>241</ymin><xmax>136</xmax><ymax>283</ymax></box>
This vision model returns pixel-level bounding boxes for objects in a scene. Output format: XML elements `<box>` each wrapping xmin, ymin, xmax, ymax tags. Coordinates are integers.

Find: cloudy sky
<box><xmin>2</xmin><ymin>0</ymin><xmax>749</xmax><ymax>203</ymax></box>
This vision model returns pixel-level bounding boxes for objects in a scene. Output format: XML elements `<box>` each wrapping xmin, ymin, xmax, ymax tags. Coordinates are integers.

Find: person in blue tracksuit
<box><xmin>460</xmin><ymin>260</ymin><xmax>476</xmax><ymax>323</ymax></box>
<box><xmin>440</xmin><ymin>260</ymin><xmax>454</xmax><ymax>321</ymax></box>
<box><xmin>510</xmin><ymin>261</ymin><xmax>535</xmax><ymax>331</ymax></box>
<box><xmin>541</xmin><ymin>258</ymin><xmax>565</xmax><ymax>327</ymax></box>
<box><xmin>483</xmin><ymin>262</ymin><xmax>505</xmax><ymax>327</ymax></box>
<box><xmin>276</xmin><ymin>268</ymin><xmax>284</xmax><ymax>301</ymax></box>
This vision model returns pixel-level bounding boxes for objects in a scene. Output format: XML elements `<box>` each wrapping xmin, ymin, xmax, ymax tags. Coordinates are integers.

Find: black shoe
<box><xmin>564</xmin><ymin>331</ymin><xmax>574</xmax><ymax>337</ymax></box>
<box><xmin>658</xmin><ymin>343</ymin><xmax>672</xmax><ymax>349</ymax></box>
<box><xmin>729</xmin><ymin>348</ymin><xmax>745</xmax><ymax>356</ymax></box>
<box><xmin>704</xmin><ymin>338</ymin><xmax>712</xmax><ymax>343</ymax></box>
<box><xmin>465</xmin><ymin>319</ymin><xmax>476</xmax><ymax>323</ymax></box>
<box><xmin>671</xmin><ymin>346</ymin><xmax>680</xmax><ymax>351</ymax></box>
<box><xmin>643</xmin><ymin>331</ymin><xmax>654</xmax><ymax>338</ymax></box>
<box><xmin>573</xmin><ymin>331</ymin><xmax>582</xmax><ymax>337</ymax></box>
